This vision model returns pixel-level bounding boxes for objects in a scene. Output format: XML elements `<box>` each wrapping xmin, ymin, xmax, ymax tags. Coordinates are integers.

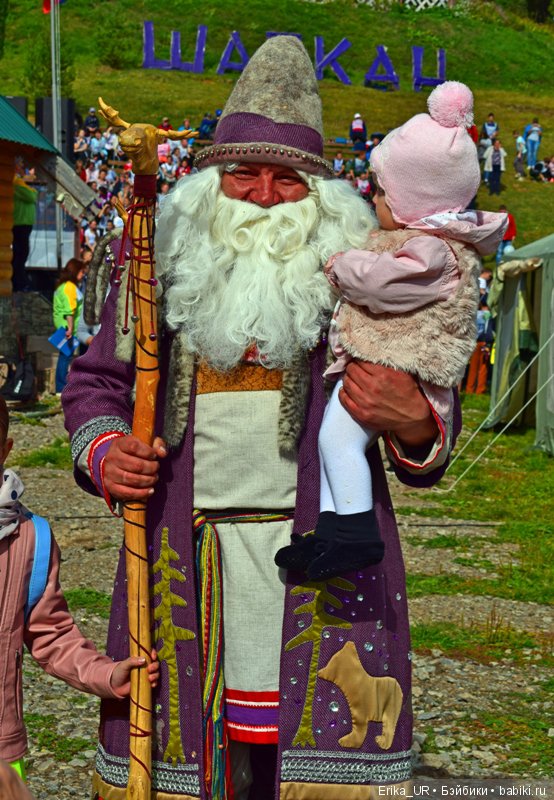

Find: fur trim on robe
<box><xmin>278</xmin><ymin>349</ymin><xmax>311</xmax><ymax>456</ymax></box>
<box><xmin>162</xmin><ymin>330</ymin><xmax>195</xmax><ymax>449</ymax></box>
<box><xmin>336</xmin><ymin>228</ymin><xmax>480</xmax><ymax>388</ymax></box>
<box><xmin>83</xmin><ymin>229</ymin><xmax>123</xmax><ymax>326</ymax></box>
<box><xmin>114</xmin><ymin>265</ymin><xmax>136</xmax><ymax>364</ymax></box>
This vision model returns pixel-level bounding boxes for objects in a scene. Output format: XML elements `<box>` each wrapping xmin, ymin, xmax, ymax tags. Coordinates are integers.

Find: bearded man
<box><xmin>63</xmin><ymin>37</ymin><xmax>459</xmax><ymax>800</ymax></box>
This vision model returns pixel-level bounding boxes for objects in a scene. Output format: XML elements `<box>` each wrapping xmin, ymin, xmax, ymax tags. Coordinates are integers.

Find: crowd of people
<box><xmin>328</xmin><ymin>116</ymin><xmax>385</xmax><ymax>203</ymax></box>
<box><xmin>72</xmin><ymin>103</ymin><xmax>552</xmax><ymax>246</ymax></box>
<box><xmin>334</xmin><ymin>110</ymin><xmax>551</xmax><ymax>205</ymax></box>
<box><xmin>72</xmin><ymin>106</ymin><xmax>219</xmax><ymax>254</ymax></box>
<box><xmin>476</xmin><ymin>113</ymin><xmax>553</xmax><ymax>191</ymax></box>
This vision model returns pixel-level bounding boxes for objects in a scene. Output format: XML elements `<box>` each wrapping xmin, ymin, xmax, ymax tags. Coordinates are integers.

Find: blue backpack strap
<box><xmin>24</xmin><ymin>513</ymin><xmax>52</xmax><ymax>623</ymax></box>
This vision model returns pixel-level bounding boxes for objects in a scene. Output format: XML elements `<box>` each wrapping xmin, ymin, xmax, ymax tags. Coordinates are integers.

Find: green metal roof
<box><xmin>0</xmin><ymin>95</ymin><xmax>59</xmax><ymax>154</ymax></box>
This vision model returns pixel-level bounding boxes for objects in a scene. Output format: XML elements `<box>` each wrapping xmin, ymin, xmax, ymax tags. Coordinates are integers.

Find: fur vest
<box><xmin>335</xmin><ymin>228</ymin><xmax>480</xmax><ymax>387</ymax></box>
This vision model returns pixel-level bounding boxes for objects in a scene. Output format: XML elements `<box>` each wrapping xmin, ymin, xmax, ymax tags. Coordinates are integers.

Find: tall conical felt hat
<box><xmin>195</xmin><ymin>36</ymin><xmax>333</xmax><ymax>178</ymax></box>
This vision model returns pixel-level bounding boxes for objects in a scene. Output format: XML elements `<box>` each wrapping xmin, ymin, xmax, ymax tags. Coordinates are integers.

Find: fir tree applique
<box><xmin>152</xmin><ymin>528</ymin><xmax>196</xmax><ymax>764</ymax></box>
<box><xmin>285</xmin><ymin>577</ymin><xmax>355</xmax><ymax>747</ymax></box>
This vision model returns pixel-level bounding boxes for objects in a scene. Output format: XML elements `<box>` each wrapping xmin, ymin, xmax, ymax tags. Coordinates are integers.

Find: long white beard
<box><xmin>155</xmin><ymin>166</ymin><xmax>374</xmax><ymax>370</ymax></box>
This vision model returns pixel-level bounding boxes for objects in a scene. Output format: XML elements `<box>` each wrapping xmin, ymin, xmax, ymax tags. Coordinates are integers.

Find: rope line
<box><xmin>439</xmin><ymin>372</ymin><xmax>554</xmax><ymax>493</ymax></box>
<box><xmin>128</xmin><ymin>752</ymin><xmax>152</xmax><ymax>781</ymax></box>
<box><xmin>447</xmin><ymin>328</ymin><xmax>554</xmax><ymax>473</ymax></box>
<box><xmin>116</xmin><ymin>195</ymin><xmax>159</xmax><ymax>341</ymax></box>
<box><xmin>134</xmin><ymin>338</ymin><xmax>157</xmax><ymax>358</ymax></box>
<box><xmin>130</xmin><ymin>699</ymin><xmax>152</xmax><ymax>714</ymax></box>
<box><xmin>130</xmin><ymin>724</ymin><xmax>153</xmax><ymax>739</ymax></box>
<box><xmin>123</xmin><ymin>518</ymin><xmax>148</xmax><ymax>531</ymax></box>
<box><xmin>128</xmin><ymin>627</ymin><xmax>152</xmax><ymax>660</ymax></box>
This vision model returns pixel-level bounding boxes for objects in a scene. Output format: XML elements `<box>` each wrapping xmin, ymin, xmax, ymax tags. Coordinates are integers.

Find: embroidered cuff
<box><xmin>81</xmin><ymin>432</ymin><xmax>126</xmax><ymax>516</ymax></box>
<box><xmin>385</xmin><ymin>400</ymin><xmax>452</xmax><ymax>476</ymax></box>
<box><xmin>70</xmin><ymin>415</ymin><xmax>132</xmax><ymax>462</ymax></box>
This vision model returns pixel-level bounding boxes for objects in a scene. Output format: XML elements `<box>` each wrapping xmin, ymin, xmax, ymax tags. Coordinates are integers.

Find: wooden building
<box><xmin>0</xmin><ymin>95</ymin><xmax>95</xmax><ymax>296</ymax></box>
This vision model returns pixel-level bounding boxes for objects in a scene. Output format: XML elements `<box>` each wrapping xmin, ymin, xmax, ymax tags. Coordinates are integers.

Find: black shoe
<box><xmin>306</xmin><ymin>510</ymin><xmax>384</xmax><ymax>580</ymax></box>
<box><xmin>274</xmin><ymin>532</ymin><xmax>325</xmax><ymax>571</ymax></box>
<box><xmin>307</xmin><ymin>538</ymin><xmax>385</xmax><ymax>580</ymax></box>
<box><xmin>314</xmin><ymin>510</ymin><xmax>338</xmax><ymax>540</ymax></box>
<box><xmin>274</xmin><ymin>511</ymin><xmax>338</xmax><ymax>571</ymax></box>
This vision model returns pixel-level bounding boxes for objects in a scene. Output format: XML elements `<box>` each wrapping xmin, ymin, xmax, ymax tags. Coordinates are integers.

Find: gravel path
<box><xmin>7</xmin><ymin>408</ymin><xmax>553</xmax><ymax>798</ymax></box>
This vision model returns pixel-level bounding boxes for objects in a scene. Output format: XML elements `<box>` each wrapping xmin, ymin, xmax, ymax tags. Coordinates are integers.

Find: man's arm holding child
<box><xmin>342</xmin><ymin>361</ymin><xmax>459</xmax><ymax>483</ymax></box>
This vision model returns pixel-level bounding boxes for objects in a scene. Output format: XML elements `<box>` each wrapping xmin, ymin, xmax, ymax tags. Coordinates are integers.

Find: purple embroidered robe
<box><xmin>62</xmin><ymin>272</ymin><xmax>460</xmax><ymax>799</ymax></box>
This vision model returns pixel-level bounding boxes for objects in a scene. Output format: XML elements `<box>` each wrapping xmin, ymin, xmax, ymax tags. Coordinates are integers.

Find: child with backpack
<box><xmin>0</xmin><ymin>396</ymin><xmax>159</xmax><ymax>780</ymax></box>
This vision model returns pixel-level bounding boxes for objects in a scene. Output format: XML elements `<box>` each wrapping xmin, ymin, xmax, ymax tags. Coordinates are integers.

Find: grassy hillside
<box><xmin>3</xmin><ymin>0</ymin><xmax>554</xmax><ymax>128</ymax></box>
<box><xmin>1</xmin><ymin>0</ymin><xmax>553</xmax><ymax>245</ymax></box>
<box><xmin>2</xmin><ymin>0</ymin><xmax>554</xmax><ymax>109</ymax></box>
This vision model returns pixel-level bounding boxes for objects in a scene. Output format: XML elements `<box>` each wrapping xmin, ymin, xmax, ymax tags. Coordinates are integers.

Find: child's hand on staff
<box><xmin>111</xmin><ymin>648</ymin><xmax>160</xmax><ymax>698</ymax></box>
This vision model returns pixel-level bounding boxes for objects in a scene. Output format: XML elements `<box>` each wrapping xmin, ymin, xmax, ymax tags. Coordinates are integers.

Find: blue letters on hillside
<box><xmin>314</xmin><ymin>37</ymin><xmax>353</xmax><ymax>84</ymax></box>
<box><xmin>364</xmin><ymin>45</ymin><xmax>399</xmax><ymax>90</ymax></box>
<box><xmin>142</xmin><ymin>22</ymin><xmax>447</xmax><ymax>90</ymax></box>
<box><xmin>217</xmin><ymin>32</ymin><xmax>250</xmax><ymax>74</ymax></box>
<box><xmin>412</xmin><ymin>45</ymin><xmax>446</xmax><ymax>91</ymax></box>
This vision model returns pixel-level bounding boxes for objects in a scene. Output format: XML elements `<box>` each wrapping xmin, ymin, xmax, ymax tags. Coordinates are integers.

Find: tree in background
<box><xmin>22</xmin><ymin>28</ymin><xmax>75</xmax><ymax>98</ymax></box>
<box><xmin>0</xmin><ymin>0</ymin><xmax>8</xmax><ymax>59</ymax></box>
<box><xmin>526</xmin><ymin>0</ymin><xmax>552</xmax><ymax>21</ymax></box>
<box><xmin>96</xmin><ymin>20</ymin><xmax>139</xmax><ymax>70</ymax></box>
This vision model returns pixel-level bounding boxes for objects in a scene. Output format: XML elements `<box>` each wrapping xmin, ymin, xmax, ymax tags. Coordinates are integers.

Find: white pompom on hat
<box><xmin>370</xmin><ymin>80</ymin><xmax>481</xmax><ymax>225</ymax></box>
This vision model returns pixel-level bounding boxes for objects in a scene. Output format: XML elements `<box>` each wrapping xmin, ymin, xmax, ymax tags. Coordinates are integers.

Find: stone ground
<box><xmin>7</xmin><ymin>407</ymin><xmax>553</xmax><ymax>798</ymax></box>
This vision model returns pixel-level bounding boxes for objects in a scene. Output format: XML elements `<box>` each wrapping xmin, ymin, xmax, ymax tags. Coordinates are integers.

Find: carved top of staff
<box><xmin>98</xmin><ymin>97</ymin><xmax>198</xmax><ymax>176</ymax></box>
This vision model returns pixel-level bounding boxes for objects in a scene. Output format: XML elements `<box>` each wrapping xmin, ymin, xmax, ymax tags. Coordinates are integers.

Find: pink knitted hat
<box><xmin>370</xmin><ymin>81</ymin><xmax>481</xmax><ymax>225</ymax></box>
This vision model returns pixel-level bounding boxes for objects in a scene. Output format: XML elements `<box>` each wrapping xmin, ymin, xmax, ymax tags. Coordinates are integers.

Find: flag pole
<box><xmin>50</xmin><ymin>0</ymin><xmax>63</xmax><ymax>270</ymax></box>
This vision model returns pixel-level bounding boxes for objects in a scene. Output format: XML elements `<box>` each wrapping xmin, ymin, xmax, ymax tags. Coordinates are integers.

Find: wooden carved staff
<box><xmin>98</xmin><ymin>98</ymin><xmax>195</xmax><ymax>799</ymax></box>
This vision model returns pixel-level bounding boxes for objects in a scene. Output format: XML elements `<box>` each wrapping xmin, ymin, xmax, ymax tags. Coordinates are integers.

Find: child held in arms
<box><xmin>0</xmin><ymin>396</ymin><xmax>159</xmax><ymax>781</ymax></box>
<box><xmin>276</xmin><ymin>82</ymin><xmax>507</xmax><ymax>580</ymax></box>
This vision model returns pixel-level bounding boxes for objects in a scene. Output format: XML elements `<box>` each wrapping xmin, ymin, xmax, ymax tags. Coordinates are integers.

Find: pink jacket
<box><xmin>328</xmin><ymin>210</ymin><xmax>507</xmax><ymax>316</ymax></box>
<box><xmin>325</xmin><ymin>210</ymin><xmax>507</xmax><ymax>389</ymax></box>
<box><xmin>0</xmin><ymin>514</ymin><xmax>120</xmax><ymax>762</ymax></box>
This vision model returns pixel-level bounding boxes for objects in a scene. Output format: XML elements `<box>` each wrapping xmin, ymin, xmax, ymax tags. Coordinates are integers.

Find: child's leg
<box><xmin>275</xmin><ymin>379</ymin><xmax>383</xmax><ymax>575</ymax></box>
<box><xmin>318</xmin><ymin>380</ymin><xmax>378</xmax><ymax>514</ymax></box>
<box><xmin>308</xmin><ymin>379</ymin><xmax>384</xmax><ymax>580</ymax></box>
<box><xmin>274</xmin><ymin>388</ymin><xmax>341</xmax><ymax>571</ymax></box>
<box><xmin>318</xmin><ymin>402</ymin><xmax>335</xmax><ymax>513</ymax></box>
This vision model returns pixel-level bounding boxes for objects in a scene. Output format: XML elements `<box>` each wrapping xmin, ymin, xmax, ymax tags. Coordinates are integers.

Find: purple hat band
<box><xmin>215</xmin><ymin>112</ymin><xmax>324</xmax><ymax>156</ymax></box>
<box><xmin>195</xmin><ymin>112</ymin><xmax>334</xmax><ymax>178</ymax></box>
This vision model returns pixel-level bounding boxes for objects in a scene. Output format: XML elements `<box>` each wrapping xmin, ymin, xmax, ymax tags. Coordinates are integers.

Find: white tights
<box><xmin>319</xmin><ymin>379</ymin><xmax>378</xmax><ymax>515</ymax></box>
